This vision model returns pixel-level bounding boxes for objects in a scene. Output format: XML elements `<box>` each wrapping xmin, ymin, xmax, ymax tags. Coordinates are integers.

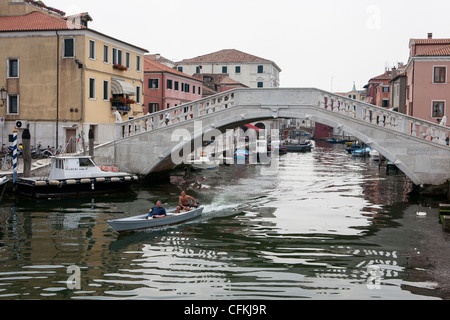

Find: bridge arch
<box><xmin>94</xmin><ymin>88</ymin><xmax>450</xmax><ymax>186</ymax></box>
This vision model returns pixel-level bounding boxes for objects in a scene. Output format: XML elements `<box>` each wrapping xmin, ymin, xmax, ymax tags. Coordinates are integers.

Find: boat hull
<box><xmin>285</xmin><ymin>144</ymin><xmax>312</xmax><ymax>153</ymax></box>
<box><xmin>15</xmin><ymin>175</ymin><xmax>138</xmax><ymax>199</ymax></box>
<box><xmin>107</xmin><ymin>207</ymin><xmax>204</xmax><ymax>233</ymax></box>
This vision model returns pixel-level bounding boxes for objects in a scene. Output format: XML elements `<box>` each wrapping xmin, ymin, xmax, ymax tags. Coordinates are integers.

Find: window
<box><xmin>89</xmin><ymin>78</ymin><xmax>95</xmax><ymax>99</ymax></box>
<box><xmin>7</xmin><ymin>58</ymin><xmax>19</xmax><ymax>78</ymax></box>
<box><xmin>63</xmin><ymin>38</ymin><xmax>75</xmax><ymax>58</ymax></box>
<box><xmin>112</xmin><ymin>48</ymin><xmax>123</xmax><ymax>65</ymax></box>
<box><xmin>136</xmin><ymin>56</ymin><xmax>141</xmax><ymax>72</ymax></box>
<box><xmin>103</xmin><ymin>80</ymin><xmax>109</xmax><ymax>100</ymax></box>
<box><xmin>126</xmin><ymin>52</ymin><xmax>130</xmax><ymax>69</ymax></box>
<box><xmin>258</xmin><ymin>65</ymin><xmax>264</xmax><ymax>73</ymax></box>
<box><xmin>7</xmin><ymin>94</ymin><xmax>18</xmax><ymax>114</ymax></box>
<box><xmin>89</xmin><ymin>40</ymin><xmax>95</xmax><ymax>60</ymax></box>
<box><xmin>149</xmin><ymin>103</ymin><xmax>159</xmax><ymax>113</ymax></box>
<box><xmin>193</xmin><ymin>85</ymin><xmax>196</xmax><ymax>94</ymax></box>
<box><xmin>79</xmin><ymin>158</ymin><xmax>95</xmax><ymax>167</ymax></box>
<box><xmin>222</xmin><ymin>66</ymin><xmax>227</xmax><ymax>74</ymax></box>
<box><xmin>136</xmin><ymin>86</ymin><xmax>141</xmax><ymax>104</ymax></box>
<box><xmin>177</xmin><ymin>67</ymin><xmax>183</xmax><ymax>73</ymax></box>
<box><xmin>432</xmin><ymin>101</ymin><xmax>445</xmax><ymax>117</ymax></box>
<box><xmin>103</xmin><ymin>45</ymin><xmax>109</xmax><ymax>63</ymax></box>
<box><xmin>198</xmin><ymin>86</ymin><xmax>201</xmax><ymax>95</ymax></box>
<box><xmin>149</xmin><ymin>79</ymin><xmax>159</xmax><ymax>89</ymax></box>
<box><xmin>257</xmin><ymin>82</ymin><xmax>264</xmax><ymax>88</ymax></box>
<box><xmin>196</xmin><ymin>66</ymin><xmax>201</xmax><ymax>73</ymax></box>
<box><xmin>112</xmin><ymin>48</ymin><xmax>117</xmax><ymax>64</ymax></box>
<box><xmin>166</xmin><ymin>79</ymin><xmax>172</xmax><ymax>89</ymax></box>
<box><xmin>434</xmin><ymin>67</ymin><xmax>446</xmax><ymax>83</ymax></box>
<box><xmin>174</xmin><ymin>81</ymin><xmax>179</xmax><ymax>91</ymax></box>
<box><xmin>235</xmin><ymin>66</ymin><xmax>241</xmax><ymax>74</ymax></box>
<box><xmin>382</xmin><ymin>86</ymin><xmax>390</xmax><ymax>93</ymax></box>
<box><xmin>382</xmin><ymin>99</ymin><xmax>389</xmax><ymax>108</ymax></box>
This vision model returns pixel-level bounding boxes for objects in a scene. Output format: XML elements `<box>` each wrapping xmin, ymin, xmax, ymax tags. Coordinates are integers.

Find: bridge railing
<box><xmin>115</xmin><ymin>88</ymin><xmax>449</xmax><ymax>148</ymax></box>
<box><xmin>318</xmin><ymin>90</ymin><xmax>450</xmax><ymax>147</ymax></box>
<box><xmin>116</xmin><ymin>90</ymin><xmax>236</xmax><ymax>139</ymax></box>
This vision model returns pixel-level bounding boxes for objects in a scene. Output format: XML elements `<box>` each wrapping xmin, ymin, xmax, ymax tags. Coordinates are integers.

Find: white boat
<box><xmin>185</xmin><ymin>152</ymin><xmax>218</xmax><ymax>170</ymax></box>
<box><xmin>16</xmin><ymin>155</ymin><xmax>138</xmax><ymax>198</ymax></box>
<box><xmin>0</xmin><ymin>176</ymin><xmax>9</xmax><ymax>200</ymax></box>
<box><xmin>369</xmin><ymin>149</ymin><xmax>380</xmax><ymax>161</ymax></box>
<box><xmin>108</xmin><ymin>206</ymin><xmax>204</xmax><ymax>233</ymax></box>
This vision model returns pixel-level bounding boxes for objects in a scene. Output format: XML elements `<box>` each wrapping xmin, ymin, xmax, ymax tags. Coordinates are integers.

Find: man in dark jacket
<box><xmin>148</xmin><ymin>201</ymin><xmax>167</xmax><ymax>219</ymax></box>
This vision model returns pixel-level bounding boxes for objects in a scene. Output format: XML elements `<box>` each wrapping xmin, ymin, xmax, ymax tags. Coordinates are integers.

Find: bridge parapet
<box><xmin>116</xmin><ymin>88</ymin><xmax>449</xmax><ymax>149</ymax></box>
<box><xmin>318</xmin><ymin>90</ymin><xmax>449</xmax><ymax>147</ymax></box>
<box><xmin>116</xmin><ymin>90</ymin><xmax>236</xmax><ymax>140</ymax></box>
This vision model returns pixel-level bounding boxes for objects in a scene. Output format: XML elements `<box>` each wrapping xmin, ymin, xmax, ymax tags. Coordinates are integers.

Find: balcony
<box><xmin>110</xmin><ymin>97</ymin><xmax>135</xmax><ymax>114</ymax></box>
<box><xmin>113</xmin><ymin>64</ymin><xmax>128</xmax><ymax>71</ymax></box>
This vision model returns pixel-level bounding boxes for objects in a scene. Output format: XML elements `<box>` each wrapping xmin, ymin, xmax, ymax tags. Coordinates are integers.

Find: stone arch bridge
<box><xmin>94</xmin><ymin>88</ymin><xmax>450</xmax><ymax>186</ymax></box>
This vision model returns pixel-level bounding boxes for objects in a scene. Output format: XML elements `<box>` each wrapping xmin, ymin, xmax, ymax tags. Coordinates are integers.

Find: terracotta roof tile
<box><xmin>417</xmin><ymin>45</ymin><xmax>450</xmax><ymax>56</ymax></box>
<box><xmin>178</xmin><ymin>49</ymin><xmax>282</xmax><ymax>71</ymax></box>
<box><xmin>0</xmin><ymin>11</ymin><xmax>85</xmax><ymax>31</ymax></box>
<box><xmin>144</xmin><ymin>56</ymin><xmax>201</xmax><ymax>82</ymax></box>
<box><xmin>412</xmin><ymin>38</ymin><xmax>450</xmax><ymax>45</ymax></box>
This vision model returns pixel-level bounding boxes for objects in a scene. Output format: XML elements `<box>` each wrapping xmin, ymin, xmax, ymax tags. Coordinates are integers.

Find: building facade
<box><xmin>364</xmin><ymin>70</ymin><xmax>392</xmax><ymax>108</ymax></box>
<box><xmin>390</xmin><ymin>63</ymin><xmax>407</xmax><ymax>114</ymax></box>
<box><xmin>0</xmin><ymin>0</ymin><xmax>147</xmax><ymax>150</ymax></box>
<box><xmin>405</xmin><ymin>34</ymin><xmax>450</xmax><ymax>124</ymax></box>
<box><xmin>144</xmin><ymin>56</ymin><xmax>203</xmax><ymax>114</ymax></box>
<box><xmin>175</xmin><ymin>49</ymin><xmax>281</xmax><ymax>88</ymax></box>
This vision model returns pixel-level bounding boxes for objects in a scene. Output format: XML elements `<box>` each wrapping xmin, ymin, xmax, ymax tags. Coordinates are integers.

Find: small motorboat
<box><xmin>0</xmin><ymin>176</ymin><xmax>9</xmax><ymax>200</ymax></box>
<box><xmin>285</xmin><ymin>141</ymin><xmax>313</xmax><ymax>153</ymax></box>
<box><xmin>351</xmin><ymin>147</ymin><xmax>372</xmax><ymax>157</ymax></box>
<box><xmin>108</xmin><ymin>206</ymin><xmax>204</xmax><ymax>233</ymax></box>
<box><xmin>234</xmin><ymin>148</ymin><xmax>249</xmax><ymax>161</ymax></box>
<box><xmin>185</xmin><ymin>152</ymin><xmax>218</xmax><ymax>170</ymax></box>
<box><xmin>369</xmin><ymin>149</ymin><xmax>380</xmax><ymax>161</ymax></box>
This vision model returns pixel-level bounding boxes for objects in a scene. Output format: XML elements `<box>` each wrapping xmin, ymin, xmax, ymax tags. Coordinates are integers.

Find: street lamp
<box><xmin>0</xmin><ymin>87</ymin><xmax>6</xmax><ymax>107</ymax></box>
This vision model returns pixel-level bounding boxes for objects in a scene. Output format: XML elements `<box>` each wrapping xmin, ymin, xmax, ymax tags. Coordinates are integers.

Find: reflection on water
<box><xmin>0</xmin><ymin>142</ymin><xmax>448</xmax><ymax>300</ymax></box>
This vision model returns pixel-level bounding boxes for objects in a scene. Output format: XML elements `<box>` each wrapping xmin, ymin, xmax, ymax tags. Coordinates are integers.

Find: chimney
<box><xmin>155</xmin><ymin>53</ymin><xmax>161</xmax><ymax>60</ymax></box>
<box><xmin>428</xmin><ymin>33</ymin><xmax>433</xmax><ymax>39</ymax></box>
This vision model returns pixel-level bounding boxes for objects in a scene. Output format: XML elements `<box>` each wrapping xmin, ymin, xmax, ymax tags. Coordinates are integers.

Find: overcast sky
<box><xmin>46</xmin><ymin>0</ymin><xmax>450</xmax><ymax>92</ymax></box>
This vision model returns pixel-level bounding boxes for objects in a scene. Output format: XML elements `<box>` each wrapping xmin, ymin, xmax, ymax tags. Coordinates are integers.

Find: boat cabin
<box><xmin>48</xmin><ymin>156</ymin><xmax>116</xmax><ymax>180</ymax></box>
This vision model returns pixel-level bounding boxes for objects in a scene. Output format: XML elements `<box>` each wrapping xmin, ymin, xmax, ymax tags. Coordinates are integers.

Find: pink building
<box><xmin>405</xmin><ymin>33</ymin><xmax>450</xmax><ymax>124</ymax></box>
<box><xmin>144</xmin><ymin>56</ymin><xmax>203</xmax><ymax>114</ymax></box>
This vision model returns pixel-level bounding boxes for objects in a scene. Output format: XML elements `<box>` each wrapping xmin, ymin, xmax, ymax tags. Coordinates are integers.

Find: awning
<box><xmin>111</xmin><ymin>78</ymin><xmax>135</xmax><ymax>96</ymax></box>
<box><xmin>244</xmin><ymin>124</ymin><xmax>261</xmax><ymax>131</ymax></box>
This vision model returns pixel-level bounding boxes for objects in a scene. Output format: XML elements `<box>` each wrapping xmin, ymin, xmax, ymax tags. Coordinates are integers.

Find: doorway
<box><xmin>65</xmin><ymin>128</ymin><xmax>77</xmax><ymax>153</ymax></box>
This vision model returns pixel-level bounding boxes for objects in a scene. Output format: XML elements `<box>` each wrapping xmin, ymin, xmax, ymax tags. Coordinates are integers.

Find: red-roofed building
<box><xmin>0</xmin><ymin>0</ymin><xmax>148</xmax><ymax>149</ymax></box>
<box><xmin>405</xmin><ymin>33</ymin><xmax>450</xmax><ymax>124</ymax></box>
<box><xmin>175</xmin><ymin>49</ymin><xmax>281</xmax><ymax>88</ymax></box>
<box><xmin>364</xmin><ymin>70</ymin><xmax>393</xmax><ymax>108</ymax></box>
<box><xmin>144</xmin><ymin>56</ymin><xmax>203</xmax><ymax>113</ymax></box>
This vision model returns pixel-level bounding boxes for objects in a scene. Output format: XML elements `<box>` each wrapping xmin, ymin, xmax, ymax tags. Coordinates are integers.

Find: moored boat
<box><xmin>285</xmin><ymin>141</ymin><xmax>313</xmax><ymax>153</ymax></box>
<box><xmin>0</xmin><ymin>176</ymin><xmax>9</xmax><ymax>200</ymax></box>
<box><xmin>15</xmin><ymin>155</ymin><xmax>138</xmax><ymax>199</ymax></box>
<box><xmin>108</xmin><ymin>206</ymin><xmax>204</xmax><ymax>233</ymax></box>
<box><xmin>369</xmin><ymin>149</ymin><xmax>380</xmax><ymax>161</ymax></box>
<box><xmin>185</xmin><ymin>152</ymin><xmax>218</xmax><ymax>170</ymax></box>
<box><xmin>351</xmin><ymin>147</ymin><xmax>371</xmax><ymax>157</ymax></box>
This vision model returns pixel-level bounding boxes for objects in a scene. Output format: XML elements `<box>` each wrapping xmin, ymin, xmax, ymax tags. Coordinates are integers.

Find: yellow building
<box><xmin>0</xmin><ymin>0</ymin><xmax>147</xmax><ymax>150</ymax></box>
<box><xmin>335</xmin><ymin>82</ymin><xmax>367</xmax><ymax>102</ymax></box>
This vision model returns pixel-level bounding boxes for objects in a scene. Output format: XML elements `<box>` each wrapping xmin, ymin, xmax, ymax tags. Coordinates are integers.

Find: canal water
<box><xmin>0</xmin><ymin>140</ymin><xmax>449</xmax><ymax>300</ymax></box>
